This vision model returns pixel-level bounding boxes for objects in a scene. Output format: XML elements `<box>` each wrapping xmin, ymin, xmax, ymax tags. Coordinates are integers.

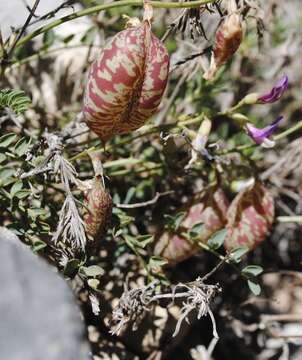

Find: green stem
<box><xmin>273</xmin><ymin>120</ymin><xmax>302</xmax><ymax>141</ymax></box>
<box><xmin>103</xmin><ymin>157</ymin><xmax>143</xmax><ymax>169</ymax></box>
<box><xmin>197</xmin><ymin>241</ymin><xmax>247</xmax><ymax>279</ymax></box>
<box><xmin>69</xmin><ymin>113</ymin><xmax>204</xmax><ymax>161</ymax></box>
<box><xmin>15</xmin><ymin>0</ymin><xmax>216</xmax><ymax>51</ymax></box>
<box><xmin>109</xmin><ymin>164</ymin><xmax>162</xmax><ymax>177</ymax></box>
<box><xmin>277</xmin><ymin>216</ymin><xmax>302</xmax><ymax>224</ymax></box>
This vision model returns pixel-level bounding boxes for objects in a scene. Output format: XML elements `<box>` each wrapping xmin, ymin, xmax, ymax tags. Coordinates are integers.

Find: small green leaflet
<box><xmin>242</xmin><ymin>265</ymin><xmax>263</xmax><ymax>277</ymax></box>
<box><xmin>0</xmin><ymin>133</ymin><xmax>17</xmax><ymax>147</ymax></box>
<box><xmin>229</xmin><ymin>246</ymin><xmax>249</xmax><ymax>262</ymax></box>
<box><xmin>79</xmin><ymin>265</ymin><xmax>104</xmax><ymax>278</ymax></box>
<box><xmin>164</xmin><ymin>211</ymin><xmax>186</xmax><ymax>231</ymax></box>
<box><xmin>207</xmin><ymin>229</ymin><xmax>227</xmax><ymax>250</ymax></box>
<box><xmin>148</xmin><ymin>256</ymin><xmax>168</xmax><ymax>269</ymax></box>
<box><xmin>189</xmin><ymin>222</ymin><xmax>204</xmax><ymax>239</ymax></box>
<box><xmin>10</xmin><ymin>180</ymin><xmax>23</xmax><ymax>196</ymax></box>
<box><xmin>247</xmin><ymin>280</ymin><xmax>261</xmax><ymax>296</ymax></box>
<box><xmin>14</xmin><ymin>137</ymin><xmax>32</xmax><ymax>157</ymax></box>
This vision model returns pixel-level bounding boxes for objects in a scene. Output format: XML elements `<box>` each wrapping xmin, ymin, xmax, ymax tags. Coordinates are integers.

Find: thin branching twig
<box><xmin>110</xmin><ymin>275</ymin><xmax>221</xmax><ymax>337</ymax></box>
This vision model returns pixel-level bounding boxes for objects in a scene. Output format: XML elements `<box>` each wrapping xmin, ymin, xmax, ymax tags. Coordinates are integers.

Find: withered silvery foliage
<box><xmin>171</xmin><ymin>0</ymin><xmax>259</xmax><ymax>41</ymax></box>
<box><xmin>89</xmin><ymin>293</ymin><xmax>101</xmax><ymax>316</ymax></box>
<box><xmin>170</xmin><ymin>0</ymin><xmax>223</xmax><ymax>40</ymax></box>
<box><xmin>110</xmin><ymin>278</ymin><xmax>221</xmax><ymax>338</ymax></box>
<box><xmin>21</xmin><ymin>128</ymin><xmax>87</xmax><ymax>251</ymax></box>
<box><xmin>169</xmin><ymin>0</ymin><xmax>263</xmax><ymax>75</ymax></box>
<box><xmin>110</xmin><ymin>280</ymin><xmax>157</xmax><ymax>336</ymax></box>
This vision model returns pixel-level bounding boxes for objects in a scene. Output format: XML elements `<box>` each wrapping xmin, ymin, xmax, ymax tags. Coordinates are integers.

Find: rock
<box><xmin>0</xmin><ymin>227</ymin><xmax>90</xmax><ymax>360</ymax></box>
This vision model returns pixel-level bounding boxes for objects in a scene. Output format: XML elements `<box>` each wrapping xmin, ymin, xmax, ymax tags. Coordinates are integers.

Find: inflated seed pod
<box><xmin>213</xmin><ymin>13</ymin><xmax>242</xmax><ymax>68</ymax></box>
<box><xmin>154</xmin><ymin>188</ymin><xmax>229</xmax><ymax>265</ymax></box>
<box><xmin>224</xmin><ymin>182</ymin><xmax>274</xmax><ymax>251</ymax></box>
<box><xmin>204</xmin><ymin>0</ymin><xmax>242</xmax><ymax>80</ymax></box>
<box><xmin>82</xmin><ymin>176</ymin><xmax>112</xmax><ymax>251</ymax></box>
<box><xmin>83</xmin><ymin>19</ymin><xmax>169</xmax><ymax>142</ymax></box>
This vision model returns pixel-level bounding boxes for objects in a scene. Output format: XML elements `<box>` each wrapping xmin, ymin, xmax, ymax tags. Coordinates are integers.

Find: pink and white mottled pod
<box><xmin>224</xmin><ymin>182</ymin><xmax>274</xmax><ymax>251</ymax></box>
<box><xmin>154</xmin><ymin>188</ymin><xmax>229</xmax><ymax>265</ymax></box>
<box><xmin>83</xmin><ymin>21</ymin><xmax>169</xmax><ymax>142</ymax></box>
<box><xmin>213</xmin><ymin>13</ymin><xmax>242</xmax><ymax>68</ymax></box>
<box><xmin>204</xmin><ymin>5</ymin><xmax>242</xmax><ymax>80</ymax></box>
<box><xmin>82</xmin><ymin>176</ymin><xmax>112</xmax><ymax>251</ymax></box>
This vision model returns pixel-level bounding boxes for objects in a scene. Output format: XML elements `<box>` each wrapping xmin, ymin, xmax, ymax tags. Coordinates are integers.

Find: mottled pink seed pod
<box><xmin>204</xmin><ymin>11</ymin><xmax>242</xmax><ymax>80</ymax></box>
<box><xmin>154</xmin><ymin>188</ymin><xmax>229</xmax><ymax>265</ymax></box>
<box><xmin>213</xmin><ymin>13</ymin><xmax>242</xmax><ymax>68</ymax></box>
<box><xmin>82</xmin><ymin>176</ymin><xmax>113</xmax><ymax>250</ymax></box>
<box><xmin>224</xmin><ymin>182</ymin><xmax>274</xmax><ymax>251</ymax></box>
<box><xmin>83</xmin><ymin>21</ymin><xmax>169</xmax><ymax>142</ymax></box>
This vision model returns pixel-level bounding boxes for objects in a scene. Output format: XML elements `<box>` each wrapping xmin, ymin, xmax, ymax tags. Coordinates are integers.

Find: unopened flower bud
<box><xmin>193</xmin><ymin>117</ymin><xmax>212</xmax><ymax>152</ymax></box>
<box><xmin>198</xmin><ymin>117</ymin><xmax>212</xmax><ymax>138</ymax></box>
<box><xmin>123</xmin><ymin>15</ymin><xmax>141</xmax><ymax>28</ymax></box>
<box><xmin>231</xmin><ymin>113</ymin><xmax>249</xmax><ymax>124</ymax></box>
<box><xmin>242</xmin><ymin>93</ymin><xmax>259</xmax><ymax>105</ymax></box>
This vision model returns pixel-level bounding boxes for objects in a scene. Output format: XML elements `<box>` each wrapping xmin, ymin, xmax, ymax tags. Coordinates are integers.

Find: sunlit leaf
<box><xmin>207</xmin><ymin>228</ymin><xmax>227</xmax><ymax>250</ymax></box>
<box><xmin>0</xmin><ymin>133</ymin><xmax>17</xmax><ymax>147</ymax></box>
<box><xmin>242</xmin><ymin>265</ymin><xmax>264</xmax><ymax>277</ymax></box>
<box><xmin>80</xmin><ymin>265</ymin><xmax>104</xmax><ymax>278</ymax></box>
<box><xmin>247</xmin><ymin>279</ymin><xmax>261</xmax><ymax>296</ymax></box>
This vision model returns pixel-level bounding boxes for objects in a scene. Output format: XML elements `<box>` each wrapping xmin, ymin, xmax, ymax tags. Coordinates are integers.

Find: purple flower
<box><xmin>246</xmin><ymin>116</ymin><xmax>283</xmax><ymax>148</ymax></box>
<box><xmin>258</xmin><ymin>75</ymin><xmax>288</xmax><ymax>104</ymax></box>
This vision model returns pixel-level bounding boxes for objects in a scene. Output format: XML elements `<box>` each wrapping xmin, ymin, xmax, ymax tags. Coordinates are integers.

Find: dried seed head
<box><xmin>154</xmin><ymin>188</ymin><xmax>229</xmax><ymax>264</ymax></box>
<box><xmin>174</xmin><ymin>1</ymin><xmax>222</xmax><ymax>40</ymax></box>
<box><xmin>224</xmin><ymin>182</ymin><xmax>274</xmax><ymax>251</ymax></box>
<box><xmin>82</xmin><ymin>176</ymin><xmax>112</xmax><ymax>250</ymax></box>
<box><xmin>123</xmin><ymin>15</ymin><xmax>141</xmax><ymax>28</ymax></box>
<box><xmin>83</xmin><ymin>17</ymin><xmax>169</xmax><ymax>142</ymax></box>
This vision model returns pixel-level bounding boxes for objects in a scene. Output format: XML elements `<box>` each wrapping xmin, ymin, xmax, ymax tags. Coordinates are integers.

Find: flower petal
<box><xmin>261</xmin><ymin>138</ymin><xmax>276</xmax><ymax>148</ymax></box>
<box><xmin>258</xmin><ymin>75</ymin><xmax>288</xmax><ymax>104</ymax></box>
<box><xmin>246</xmin><ymin>116</ymin><xmax>283</xmax><ymax>145</ymax></box>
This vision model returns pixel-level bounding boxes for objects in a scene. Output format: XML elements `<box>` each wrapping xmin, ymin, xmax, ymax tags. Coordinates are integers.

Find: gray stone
<box><xmin>0</xmin><ymin>227</ymin><xmax>90</xmax><ymax>360</ymax></box>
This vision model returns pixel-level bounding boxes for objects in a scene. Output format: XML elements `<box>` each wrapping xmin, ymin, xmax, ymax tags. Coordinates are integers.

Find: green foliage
<box><xmin>241</xmin><ymin>265</ymin><xmax>264</xmax><ymax>296</ymax></box>
<box><xmin>247</xmin><ymin>279</ymin><xmax>261</xmax><ymax>296</ymax></box>
<box><xmin>0</xmin><ymin>89</ymin><xmax>31</xmax><ymax>115</ymax></box>
<box><xmin>229</xmin><ymin>246</ymin><xmax>249</xmax><ymax>263</ymax></box>
<box><xmin>164</xmin><ymin>212</ymin><xmax>186</xmax><ymax>232</ymax></box>
<box><xmin>242</xmin><ymin>265</ymin><xmax>264</xmax><ymax>277</ymax></box>
<box><xmin>189</xmin><ymin>222</ymin><xmax>205</xmax><ymax>239</ymax></box>
<box><xmin>207</xmin><ymin>229</ymin><xmax>227</xmax><ymax>250</ymax></box>
<box><xmin>123</xmin><ymin>234</ymin><xmax>154</xmax><ymax>253</ymax></box>
<box><xmin>79</xmin><ymin>265</ymin><xmax>104</xmax><ymax>278</ymax></box>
